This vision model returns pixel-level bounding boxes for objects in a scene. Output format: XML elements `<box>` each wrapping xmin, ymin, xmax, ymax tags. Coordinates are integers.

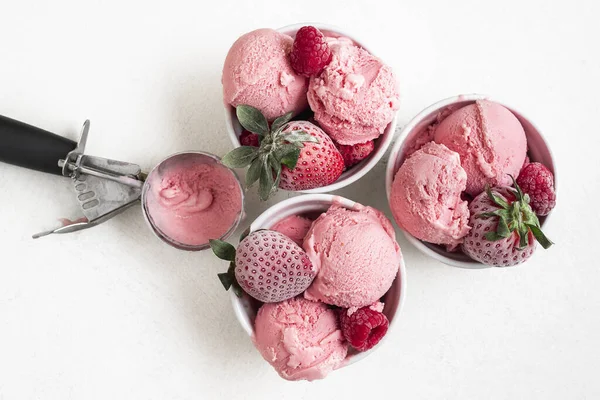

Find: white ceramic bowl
<box><xmin>385</xmin><ymin>94</ymin><xmax>556</xmax><ymax>269</ymax></box>
<box><xmin>223</xmin><ymin>23</ymin><xmax>398</xmax><ymax>194</ymax></box>
<box><xmin>230</xmin><ymin>194</ymin><xmax>406</xmax><ymax>368</ymax></box>
<box><xmin>141</xmin><ymin>151</ymin><xmax>245</xmax><ymax>251</ymax></box>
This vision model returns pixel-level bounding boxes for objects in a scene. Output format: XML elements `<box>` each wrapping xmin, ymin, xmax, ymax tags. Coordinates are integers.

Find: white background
<box><xmin>0</xmin><ymin>0</ymin><xmax>598</xmax><ymax>399</ymax></box>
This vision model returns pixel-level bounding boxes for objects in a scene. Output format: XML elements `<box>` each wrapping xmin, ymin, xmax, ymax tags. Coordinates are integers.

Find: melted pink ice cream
<box><xmin>271</xmin><ymin>215</ymin><xmax>313</xmax><ymax>246</ymax></box>
<box><xmin>390</xmin><ymin>142</ymin><xmax>470</xmax><ymax>248</ymax></box>
<box><xmin>145</xmin><ymin>159</ymin><xmax>242</xmax><ymax>246</ymax></box>
<box><xmin>303</xmin><ymin>205</ymin><xmax>400</xmax><ymax>308</ymax></box>
<box><xmin>253</xmin><ymin>297</ymin><xmax>348</xmax><ymax>381</ymax></box>
<box><xmin>307</xmin><ymin>37</ymin><xmax>400</xmax><ymax>145</ymax></box>
<box><xmin>222</xmin><ymin>29</ymin><xmax>308</xmax><ymax>121</ymax></box>
<box><xmin>434</xmin><ymin>100</ymin><xmax>527</xmax><ymax>196</ymax></box>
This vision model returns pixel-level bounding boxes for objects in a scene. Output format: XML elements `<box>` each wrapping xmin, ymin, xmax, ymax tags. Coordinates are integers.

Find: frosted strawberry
<box><xmin>210</xmin><ymin>230</ymin><xmax>316</xmax><ymax>303</ymax></box>
<box><xmin>221</xmin><ymin>105</ymin><xmax>344</xmax><ymax>199</ymax></box>
<box><xmin>462</xmin><ymin>177</ymin><xmax>553</xmax><ymax>267</ymax></box>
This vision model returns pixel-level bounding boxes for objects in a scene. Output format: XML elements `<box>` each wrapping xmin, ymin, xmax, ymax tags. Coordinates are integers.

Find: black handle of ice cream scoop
<box><xmin>0</xmin><ymin>115</ymin><xmax>76</xmax><ymax>176</ymax></box>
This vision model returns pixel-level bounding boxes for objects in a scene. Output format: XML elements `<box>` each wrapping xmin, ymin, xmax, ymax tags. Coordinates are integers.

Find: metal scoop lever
<box><xmin>0</xmin><ymin>115</ymin><xmax>144</xmax><ymax>238</ymax></box>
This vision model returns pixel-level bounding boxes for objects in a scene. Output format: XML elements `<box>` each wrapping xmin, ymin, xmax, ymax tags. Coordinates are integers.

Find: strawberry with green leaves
<box><xmin>462</xmin><ymin>177</ymin><xmax>553</xmax><ymax>267</ymax></box>
<box><xmin>221</xmin><ymin>105</ymin><xmax>344</xmax><ymax>200</ymax></box>
<box><xmin>210</xmin><ymin>230</ymin><xmax>316</xmax><ymax>303</ymax></box>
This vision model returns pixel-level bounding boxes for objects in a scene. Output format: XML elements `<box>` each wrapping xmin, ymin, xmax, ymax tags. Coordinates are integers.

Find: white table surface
<box><xmin>1</xmin><ymin>0</ymin><xmax>598</xmax><ymax>399</ymax></box>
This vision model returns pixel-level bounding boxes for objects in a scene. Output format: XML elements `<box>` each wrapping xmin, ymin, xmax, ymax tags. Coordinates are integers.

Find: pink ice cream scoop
<box><xmin>271</xmin><ymin>215</ymin><xmax>313</xmax><ymax>246</ymax></box>
<box><xmin>303</xmin><ymin>204</ymin><xmax>400</xmax><ymax>308</ymax></box>
<box><xmin>434</xmin><ymin>100</ymin><xmax>527</xmax><ymax>196</ymax></box>
<box><xmin>390</xmin><ymin>142</ymin><xmax>470</xmax><ymax>248</ymax></box>
<box><xmin>222</xmin><ymin>29</ymin><xmax>308</xmax><ymax>121</ymax></box>
<box><xmin>144</xmin><ymin>154</ymin><xmax>243</xmax><ymax>247</ymax></box>
<box><xmin>307</xmin><ymin>37</ymin><xmax>400</xmax><ymax>145</ymax></box>
<box><xmin>253</xmin><ymin>297</ymin><xmax>348</xmax><ymax>381</ymax></box>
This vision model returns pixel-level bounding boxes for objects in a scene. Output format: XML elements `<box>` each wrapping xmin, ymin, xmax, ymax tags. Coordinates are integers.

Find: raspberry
<box><xmin>517</xmin><ymin>162</ymin><xmax>556</xmax><ymax>216</ymax></box>
<box><xmin>239</xmin><ymin>130</ymin><xmax>259</xmax><ymax>147</ymax></box>
<box><xmin>290</xmin><ymin>26</ymin><xmax>333</xmax><ymax>77</ymax></box>
<box><xmin>336</xmin><ymin>140</ymin><xmax>375</xmax><ymax>168</ymax></box>
<box><xmin>339</xmin><ymin>307</ymin><xmax>389</xmax><ymax>351</ymax></box>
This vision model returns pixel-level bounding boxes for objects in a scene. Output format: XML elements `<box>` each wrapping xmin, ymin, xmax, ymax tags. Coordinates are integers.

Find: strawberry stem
<box><xmin>221</xmin><ymin>105</ymin><xmax>319</xmax><ymax>201</ymax></box>
<box><xmin>479</xmin><ymin>180</ymin><xmax>553</xmax><ymax>251</ymax></box>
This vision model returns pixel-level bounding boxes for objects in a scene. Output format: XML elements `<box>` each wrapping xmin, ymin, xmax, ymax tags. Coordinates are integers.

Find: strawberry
<box><xmin>209</xmin><ymin>230</ymin><xmax>316</xmax><ymax>303</ymax></box>
<box><xmin>221</xmin><ymin>105</ymin><xmax>344</xmax><ymax>200</ymax></box>
<box><xmin>336</xmin><ymin>140</ymin><xmax>375</xmax><ymax>168</ymax></box>
<box><xmin>278</xmin><ymin>121</ymin><xmax>344</xmax><ymax>191</ymax></box>
<box><xmin>462</xmin><ymin>177</ymin><xmax>553</xmax><ymax>267</ymax></box>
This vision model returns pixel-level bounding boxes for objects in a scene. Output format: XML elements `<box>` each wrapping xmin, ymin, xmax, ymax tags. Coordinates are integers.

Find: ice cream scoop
<box><xmin>433</xmin><ymin>100</ymin><xmax>527</xmax><ymax>196</ymax></box>
<box><xmin>271</xmin><ymin>215</ymin><xmax>313</xmax><ymax>246</ymax></box>
<box><xmin>0</xmin><ymin>116</ymin><xmax>145</xmax><ymax>237</ymax></box>
<box><xmin>253</xmin><ymin>297</ymin><xmax>348</xmax><ymax>381</ymax></box>
<box><xmin>0</xmin><ymin>116</ymin><xmax>246</xmax><ymax>248</ymax></box>
<box><xmin>142</xmin><ymin>152</ymin><xmax>243</xmax><ymax>250</ymax></box>
<box><xmin>222</xmin><ymin>28</ymin><xmax>308</xmax><ymax>121</ymax></box>
<box><xmin>390</xmin><ymin>142</ymin><xmax>470</xmax><ymax>248</ymax></box>
<box><xmin>303</xmin><ymin>204</ymin><xmax>400</xmax><ymax>308</ymax></box>
<box><xmin>307</xmin><ymin>37</ymin><xmax>400</xmax><ymax>145</ymax></box>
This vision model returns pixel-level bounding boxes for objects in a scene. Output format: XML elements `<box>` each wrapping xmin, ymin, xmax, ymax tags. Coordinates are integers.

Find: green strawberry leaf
<box><xmin>228</xmin><ymin>262</ymin><xmax>243</xmax><ymax>296</ymax></box>
<box><xmin>231</xmin><ymin>281</ymin><xmax>243</xmax><ymax>298</ymax></box>
<box><xmin>522</xmin><ymin>209</ymin><xmax>540</xmax><ymax>227</ymax></box>
<box><xmin>275</xmin><ymin>144</ymin><xmax>301</xmax><ymax>170</ymax></box>
<box><xmin>271</xmin><ymin>112</ymin><xmax>293</xmax><ymax>133</ymax></box>
<box><xmin>479</xmin><ymin>210</ymin><xmax>510</xmax><ymax>220</ymax></box>
<box><xmin>509</xmin><ymin>175</ymin><xmax>525</xmax><ymax>200</ymax></box>
<box><xmin>528</xmin><ymin>224</ymin><xmax>553</xmax><ymax>249</ymax></box>
<box><xmin>259</xmin><ymin>157</ymin><xmax>275</xmax><ymax>201</ymax></box>
<box><xmin>217</xmin><ymin>272</ymin><xmax>232</xmax><ymax>290</ymax></box>
<box><xmin>517</xmin><ymin>225</ymin><xmax>529</xmax><ymax>249</ymax></box>
<box><xmin>239</xmin><ymin>228</ymin><xmax>250</xmax><ymax>243</ymax></box>
<box><xmin>283</xmin><ymin>130</ymin><xmax>319</xmax><ymax>144</ymax></box>
<box><xmin>269</xmin><ymin>153</ymin><xmax>282</xmax><ymax>189</ymax></box>
<box><xmin>485</xmin><ymin>231</ymin><xmax>504</xmax><ymax>241</ymax></box>
<box><xmin>497</xmin><ymin>216</ymin><xmax>511</xmax><ymax>238</ymax></box>
<box><xmin>209</xmin><ymin>239</ymin><xmax>236</xmax><ymax>261</ymax></box>
<box><xmin>236</xmin><ymin>105</ymin><xmax>269</xmax><ymax>136</ymax></box>
<box><xmin>485</xmin><ymin>185</ymin><xmax>509</xmax><ymax>209</ymax></box>
<box><xmin>246</xmin><ymin>156</ymin><xmax>263</xmax><ymax>188</ymax></box>
<box><xmin>221</xmin><ymin>146</ymin><xmax>259</xmax><ymax>168</ymax></box>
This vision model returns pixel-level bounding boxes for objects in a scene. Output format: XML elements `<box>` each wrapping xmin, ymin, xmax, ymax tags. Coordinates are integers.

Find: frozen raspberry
<box><xmin>517</xmin><ymin>162</ymin><xmax>556</xmax><ymax>216</ymax></box>
<box><xmin>336</xmin><ymin>140</ymin><xmax>375</xmax><ymax>168</ymax></box>
<box><xmin>290</xmin><ymin>26</ymin><xmax>332</xmax><ymax>77</ymax></box>
<box><xmin>239</xmin><ymin>130</ymin><xmax>259</xmax><ymax>147</ymax></box>
<box><xmin>339</xmin><ymin>306</ymin><xmax>389</xmax><ymax>351</ymax></box>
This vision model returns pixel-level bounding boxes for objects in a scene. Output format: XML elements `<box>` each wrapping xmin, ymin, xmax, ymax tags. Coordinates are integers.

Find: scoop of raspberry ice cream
<box><xmin>303</xmin><ymin>204</ymin><xmax>400</xmax><ymax>308</ymax></box>
<box><xmin>307</xmin><ymin>37</ymin><xmax>399</xmax><ymax>145</ymax></box>
<box><xmin>222</xmin><ymin>29</ymin><xmax>308</xmax><ymax>121</ymax></box>
<box><xmin>253</xmin><ymin>297</ymin><xmax>348</xmax><ymax>381</ymax></box>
